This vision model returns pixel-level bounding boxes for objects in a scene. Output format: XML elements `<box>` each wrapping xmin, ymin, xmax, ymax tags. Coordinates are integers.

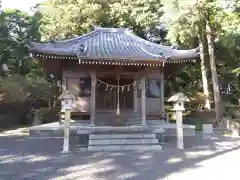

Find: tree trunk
<box><xmin>206</xmin><ymin>20</ymin><xmax>222</xmax><ymax>126</ymax></box>
<box><xmin>17</xmin><ymin>59</ymin><xmax>22</xmax><ymax>74</ymax></box>
<box><xmin>198</xmin><ymin>28</ymin><xmax>211</xmax><ymax>110</ymax></box>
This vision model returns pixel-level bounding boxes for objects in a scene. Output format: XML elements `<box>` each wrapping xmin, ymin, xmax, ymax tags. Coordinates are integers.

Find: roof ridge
<box><xmin>124</xmin><ymin>30</ymin><xmax>174</xmax><ymax>50</ymax></box>
<box><xmin>29</xmin><ymin>29</ymin><xmax>99</xmax><ymax>46</ymax></box>
<box><xmin>94</xmin><ymin>26</ymin><xmax>129</xmax><ymax>33</ymax></box>
<box><xmin>56</xmin><ymin>30</ymin><xmax>99</xmax><ymax>44</ymax></box>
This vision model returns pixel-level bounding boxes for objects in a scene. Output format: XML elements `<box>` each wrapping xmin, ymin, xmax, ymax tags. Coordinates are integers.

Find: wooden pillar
<box><xmin>141</xmin><ymin>77</ymin><xmax>146</xmax><ymax>125</ymax></box>
<box><xmin>90</xmin><ymin>72</ymin><xmax>96</xmax><ymax>126</ymax></box>
<box><xmin>133</xmin><ymin>78</ymin><xmax>138</xmax><ymax>112</ymax></box>
<box><xmin>160</xmin><ymin>68</ymin><xmax>165</xmax><ymax>115</ymax></box>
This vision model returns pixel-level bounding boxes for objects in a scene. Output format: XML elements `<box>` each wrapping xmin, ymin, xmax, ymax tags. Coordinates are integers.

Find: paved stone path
<box><xmin>0</xmin><ymin>133</ymin><xmax>240</xmax><ymax>180</ymax></box>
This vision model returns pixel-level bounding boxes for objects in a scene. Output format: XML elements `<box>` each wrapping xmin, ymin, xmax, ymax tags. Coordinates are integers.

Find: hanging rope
<box><xmin>96</xmin><ymin>76</ymin><xmax>148</xmax><ymax>92</ymax></box>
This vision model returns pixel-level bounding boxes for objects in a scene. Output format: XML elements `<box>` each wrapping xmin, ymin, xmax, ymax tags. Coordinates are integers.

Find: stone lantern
<box><xmin>59</xmin><ymin>91</ymin><xmax>76</xmax><ymax>153</ymax></box>
<box><xmin>59</xmin><ymin>90</ymin><xmax>76</xmax><ymax>110</ymax></box>
<box><xmin>168</xmin><ymin>93</ymin><xmax>190</xmax><ymax>150</ymax></box>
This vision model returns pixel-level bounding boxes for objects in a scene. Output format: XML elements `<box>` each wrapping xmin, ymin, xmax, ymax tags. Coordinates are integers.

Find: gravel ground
<box><xmin>0</xmin><ymin>132</ymin><xmax>240</xmax><ymax>180</ymax></box>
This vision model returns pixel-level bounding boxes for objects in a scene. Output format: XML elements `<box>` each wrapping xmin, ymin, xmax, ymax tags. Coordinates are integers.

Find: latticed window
<box><xmin>66</xmin><ymin>77</ymin><xmax>91</xmax><ymax>97</ymax></box>
<box><xmin>146</xmin><ymin>79</ymin><xmax>161</xmax><ymax>98</ymax></box>
<box><xmin>138</xmin><ymin>79</ymin><xmax>161</xmax><ymax>98</ymax></box>
<box><xmin>79</xmin><ymin>77</ymin><xmax>91</xmax><ymax>97</ymax></box>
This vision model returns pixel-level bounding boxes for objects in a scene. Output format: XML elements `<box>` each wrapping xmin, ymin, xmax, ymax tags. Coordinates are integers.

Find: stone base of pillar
<box><xmin>61</xmin><ymin>150</ymin><xmax>71</xmax><ymax>154</ymax></box>
<box><xmin>89</xmin><ymin>123</ymin><xmax>95</xmax><ymax>127</ymax></box>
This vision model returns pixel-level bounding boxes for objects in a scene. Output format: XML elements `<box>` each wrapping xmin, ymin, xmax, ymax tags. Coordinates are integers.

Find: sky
<box><xmin>2</xmin><ymin>0</ymin><xmax>43</xmax><ymax>14</ymax></box>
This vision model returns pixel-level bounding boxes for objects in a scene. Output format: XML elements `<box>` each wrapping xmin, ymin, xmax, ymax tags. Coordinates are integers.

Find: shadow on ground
<box><xmin>0</xmin><ymin>132</ymin><xmax>240</xmax><ymax>180</ymax></box>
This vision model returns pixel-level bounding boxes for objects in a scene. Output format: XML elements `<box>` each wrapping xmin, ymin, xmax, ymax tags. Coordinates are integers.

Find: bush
<box><xmin>33</xmin><ymin>107</ymin><xmax>60</xmax><ymax>124</ymax></box>
<box><xmin>0</xmin><ymin>75</ymin><xmax>57</xmax><ymax>126</ymax></box>
<box><xmin>0</xmin><ymin>75</ymin><xmax>56</xmax><ymax>103</ymax></box>
<box><xmin>0</xmin><ymin>114</ymin><xmax>20</xmax><ymax>130</ymax></box>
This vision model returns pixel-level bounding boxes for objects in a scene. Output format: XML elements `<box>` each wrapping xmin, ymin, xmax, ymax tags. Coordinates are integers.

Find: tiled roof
<box><xmin>26</xmin><ymin>27</ymin><xmax>199</xmax><ymax>61</ymax></box>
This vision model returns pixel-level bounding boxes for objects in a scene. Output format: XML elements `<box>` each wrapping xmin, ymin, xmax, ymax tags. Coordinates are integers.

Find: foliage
<box><xmin>0</xmin><ymin>74</ymin><xmax>56</xmax><ymax>125</ymax></box>
<box><xmin>38</xmin><ymin>0</ymin><xmax>164</xmax><ymax>40</ymax></box>
<box><xmin>0</xmin><ymin>75</ymin><xmax>55</xmax><ymax>104</ymax></box>
<box><xmin>161</xmin><ymin>0</ymin><xmax>240</xmax><ymax>119</ymax></box>
<box><xmin>30</xmin><ymin>107</ymin><xmax>60</xmax><ymax>124</ymax></box>
<box><xmin>0</xmin><ymin>8</ymin><xmax>42</xmax><ymax>75</ymax></box>
<box><xmin>0</xmin><ymin>8</ymin><xmax>48</xmax><ymax>125</ymax></box>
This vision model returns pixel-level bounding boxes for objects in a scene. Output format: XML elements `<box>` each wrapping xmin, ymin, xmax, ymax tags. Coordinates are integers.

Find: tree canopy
<box><xmin>38</xmin><ymin>0</ymin><xmax>164</xmax><ymax>40</ymax></box>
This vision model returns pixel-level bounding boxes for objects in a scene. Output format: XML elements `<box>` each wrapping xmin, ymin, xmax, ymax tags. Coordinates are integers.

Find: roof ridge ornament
<box><xmin>73</xmin><ymin>43</ymin><xmax>88</xmax><ymax>57</ymax></box>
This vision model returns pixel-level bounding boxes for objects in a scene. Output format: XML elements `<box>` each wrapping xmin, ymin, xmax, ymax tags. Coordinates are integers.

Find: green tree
<box><xmin>161</xmin><ymin>0</ymin><xmax>212</xmax><ymax>110</ymax></box>
<box><xmin>38</xmin><ymin>0</ymin><xmax>164</xmax><ymax>40</ymax></box>
<box><xmin>0</xmin><ymin>8</ymin><xmax>52</xmax><ymax>126</ymax></box>
<box><xmin>0</xmin><ymin>9</ymin><xmax>42</xmax><ymax>75</ymax></box>
<box><xmin>161</xmin><ymin>0</ymin><xmax>240</xmax><ymax>125</ymax></box>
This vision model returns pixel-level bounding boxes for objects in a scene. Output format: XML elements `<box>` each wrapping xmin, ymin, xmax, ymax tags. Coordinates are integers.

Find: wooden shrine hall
<box><xmin>26</xmin><ymin>27</ymin><xmax>199</xmax><ymax>126</ymax></box>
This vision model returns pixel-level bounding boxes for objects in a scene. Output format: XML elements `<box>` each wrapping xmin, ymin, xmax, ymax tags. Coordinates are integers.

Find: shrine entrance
<box><xmin>96</xmin><ymin>76</ymin><xmax>134</xmax><ymax>110</ymax></box>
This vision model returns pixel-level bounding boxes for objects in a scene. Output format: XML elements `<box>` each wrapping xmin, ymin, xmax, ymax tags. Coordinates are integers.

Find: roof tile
<box><xmin>26</xmin><ymin>27</ymin><xmax>199</xmax><ymax>61</ymax></box>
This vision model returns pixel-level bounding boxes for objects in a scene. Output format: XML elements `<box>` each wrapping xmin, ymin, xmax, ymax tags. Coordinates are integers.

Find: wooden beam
<box><xmin>141</xmin><ymin>77</ymin><xmax>146</xmax><ymax>125</ymax></box>
<box><xmin>64</xmin><ymin>65</ymin><xmax>158</xmax><ymax>75</ymax></box>
<box><xmin>90</xmin><ymin>71</ymin><xmax>96</xmax><ymax>126</ymax></box>
<box><xmin>160</xmin><ymin>68</ymin><xmax>165</xmax><ymax>114</ymax></box>
<box><xmin>134</xmin><ymin>76</ymin><xmax>138</xmax><ymax>112</ymax></box>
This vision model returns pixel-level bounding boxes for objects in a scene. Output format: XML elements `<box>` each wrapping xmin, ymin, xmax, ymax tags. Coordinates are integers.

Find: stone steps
<box><xmin>89</xmin><ymin>133</ymin><xmax>155</xmax><ymax>139</ymax></box>
<box><xmin>89</xmin><ymin>139</ymin><xmax>158</xmax><ymax>145</ymax></box>
<box><xmin>88</xmin><ymin>133</ymin><xmax>162</xmax><ymax>151</ymax></box>
<box><xmin>88</xmin><ymin>145</ymin><xmax>162</xmax><ymax>151</ymax></box>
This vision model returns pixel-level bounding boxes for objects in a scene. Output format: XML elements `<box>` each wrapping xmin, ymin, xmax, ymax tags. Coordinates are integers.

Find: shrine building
<box><xmin>26</xmin><ymin>27</ymin><xmax>199</xmax><ymax>127</ymax></box>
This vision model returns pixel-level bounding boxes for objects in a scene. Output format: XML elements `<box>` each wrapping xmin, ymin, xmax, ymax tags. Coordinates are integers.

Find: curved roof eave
<box><xmin>168</xmin><ymin>47</ymin><xmax>200</xmax><ymax>61</ymax></box>
<box><xmin>26</xmin><ymin>27</ymin><xmax>200</xmax><ymax>61</ymax></box>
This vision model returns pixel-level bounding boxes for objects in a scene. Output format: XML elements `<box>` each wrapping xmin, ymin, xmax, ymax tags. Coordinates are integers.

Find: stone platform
<box><xmin>29</xmin><ymin>122</ymin><xmax>195</xmax><ymax>151</ymax></box>
<box><xmin>77</xmin><ymin>125</ymin><xmax>153</xmax><ymax>134</ymax></box>
<box><xmin>29</xmin><ymin>122</ymin><xmax>195</xmax><ymax>137</ymax></box>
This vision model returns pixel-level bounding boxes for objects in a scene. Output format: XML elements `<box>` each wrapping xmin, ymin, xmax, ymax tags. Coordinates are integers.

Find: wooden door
<box><xmin>96</xmin><ymin>76</ymin><xmax>134</xmax><ymax>110</ymax></box>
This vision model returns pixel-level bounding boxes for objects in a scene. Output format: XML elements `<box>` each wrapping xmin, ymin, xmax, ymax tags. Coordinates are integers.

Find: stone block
<box><xmin>203</xmin><ymin>124</ymin><xmax>213</xmax><ymax>134</ymax></box>
<box><xmin>147</xmin><ymin>120</ymin><xmax>165</xmax><ymax>125</ymax></box>
<box><xmin>75</xmin><ymin>134</ymin><xmax>89</xmax><ymax>147</ymax></box>
<box><xmin>164</xmin><ymin>128</ymin><xmax>195</xmax><ymax>136</ymax></box>
<box><xmin>152</xmin><ymin>128</ymin><xmax>165</xmax><ymax>133</ymax></box>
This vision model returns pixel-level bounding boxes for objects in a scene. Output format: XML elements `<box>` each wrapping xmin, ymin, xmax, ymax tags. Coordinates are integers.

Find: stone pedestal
<box><xmin>176</xmin><ymin>111</ymin><xmax>184</xmax><ymax>150</ymax></box>
<box><xmin>62</xmin><ymin>110</ymin><xmax>71</xmax><ymax>153</ymax></box>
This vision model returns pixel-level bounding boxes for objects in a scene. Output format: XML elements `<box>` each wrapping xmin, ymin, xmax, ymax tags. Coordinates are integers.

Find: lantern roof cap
<box><xmin>59</xmin><ymin>91</ymin><xmax>76</xmax><ymax>100</ymax></box>
<box><xmin>167</xmin><ymin>93</ymin><xmax>190</xmax><ymax>102</ymax></box>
